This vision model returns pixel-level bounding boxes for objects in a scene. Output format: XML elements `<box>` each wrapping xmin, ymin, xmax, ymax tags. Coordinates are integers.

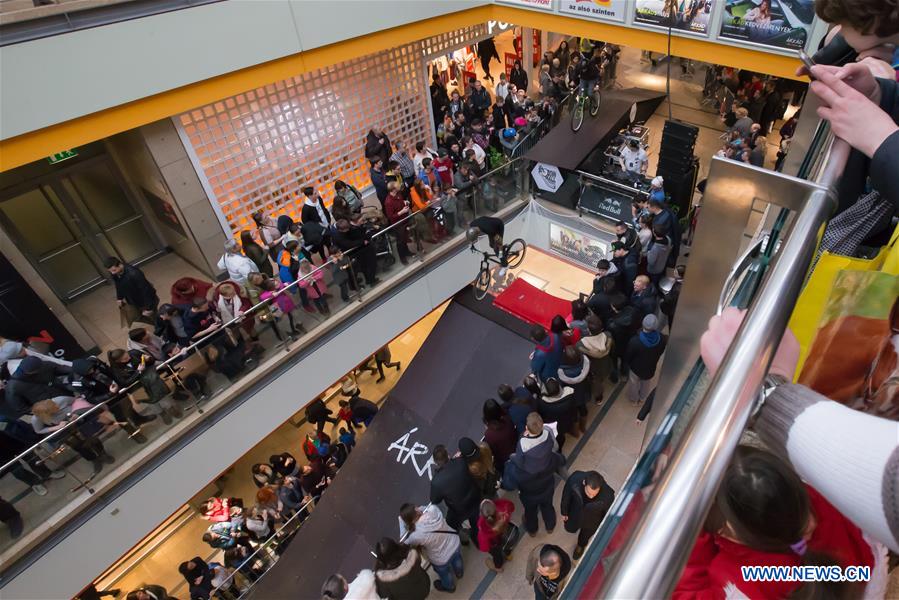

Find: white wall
<box><xmin>0</xmin><ymin>225</ymin><xmax>511</xmax><ymax>599</ymax></box>
<box><xmin>0</xmin><ymin>0</ymin><xmax>486</xmax><ymax>140</ymax></box>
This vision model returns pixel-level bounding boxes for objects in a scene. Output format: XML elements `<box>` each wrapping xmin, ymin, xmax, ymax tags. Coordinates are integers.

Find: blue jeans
<box><xmin>579</xmin><ymin>78</ymin><xmax>597</xmax><ymax>96</ymax></box>
<box><xmin>432</xmin><ymin>549</ymin><xmax>464</xmax><ymax>590</ymax></box>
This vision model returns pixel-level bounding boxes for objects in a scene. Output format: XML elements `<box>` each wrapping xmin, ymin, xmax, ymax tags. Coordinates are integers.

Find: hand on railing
<box><xmin>701</xmin><ymin>307</ymin><xmax>800</xmax><ymax>379</ymax></box>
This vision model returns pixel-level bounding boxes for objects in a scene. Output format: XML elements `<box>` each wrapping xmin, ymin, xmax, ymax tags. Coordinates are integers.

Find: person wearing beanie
<box><xmin>4</xmin><ymin>355</ymin><xmax>73</xmax><ymax>416</ymax></box>
<box><xmin>649</xmin><ymin>176</ymin><xmax>665</xmax><ymax>204</ymax></box>
<box><xmin>170</xmin><ymin>277</ymin><xmax>213</xmax><ymax>306</ymax></box>
<box><xmin>623</xmin><ymin>314</ymin><xmax>667</xmax><ymax>405</ymax></box>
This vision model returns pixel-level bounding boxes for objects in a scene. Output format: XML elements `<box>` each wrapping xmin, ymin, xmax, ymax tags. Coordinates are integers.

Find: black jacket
<box><xmin>430</xmin><ymin>457</ymin><xmax>480</xmax><ymax>514</ymax></box>
<box><xmin>470</xmin><ymin>87</ymin><xmax>491</xmax><ymax>113</ymax></box>
<box><xmin>510</xmin><ymin>67</ymin><xmax>528</xmax><ymax>92</ymax></box>
<box><xmin>624</xmin><ymin>331</ymin><xmax>668</xmax><ymax>380</ymax></box>
<box><xmin>112</xmin><ymin>264</ymin><xmax>158</xmax><ymax>311</ymax></box>
<box><xmin>560</xmin><ymin>471</ymin><xmax>615</xmax><ymax>535</ymax></box>
<box><xmin>5</xmin><ymin>360</ymin><xmax>72</xmax><ymax>415</ymax></box>
<box><xmin>348</xmin><ymin>394</ymin><xmax>378</xmax><ymax>420</ymax></box>
<box><xmin>606</xmin><ymin>305</ymin><xmax>640</xmax><ymax>356</ymax></box>
<box><xmin>630</xmin><ymin>283</ymin><xmax>659</xmax><ymax>318</ymax></box>
<box><xmin>304</xmin><ymin>398</ymin><xmax>332</xmax><ymax>423</ymax></box>
<box><xmin>331</xmin><ymin>224</ymin><xmax>369</xmax><ymax>252</ymax></box>
<box><xmin>375</xmin><ymin>549</ymin><xmax>431</xmax><ymax>600</ymax></box>
<box><xmin>365</xmin><ymin>130</ymin><xmax>392</xmax><ymax>165</ymax></box>
<box><xmin>301</xmin><ymin>200</ymin><xmax>332</xmax><ymax>227</ymax></box>
<box><xmin>68</xmin><ymin>358</ymin><xmax>117</xmax><ymax>405</ymax></box>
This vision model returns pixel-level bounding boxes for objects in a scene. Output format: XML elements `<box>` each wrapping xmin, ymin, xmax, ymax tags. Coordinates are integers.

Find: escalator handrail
<box><xmin>595</xmin><ymin>136</ymin><xmax>848</xmax><ymax>598</ymax></box>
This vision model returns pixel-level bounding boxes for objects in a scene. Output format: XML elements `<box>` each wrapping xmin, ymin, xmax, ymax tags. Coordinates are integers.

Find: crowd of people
<box><xmin>705</xmin><ymin>65</ymin><xmax>804</xmax><ymax>170</ymax></box>
<box><xmin>72</xmin><ymin>373</ymin><xmax>383</xmax><ymax>600</ymax></box>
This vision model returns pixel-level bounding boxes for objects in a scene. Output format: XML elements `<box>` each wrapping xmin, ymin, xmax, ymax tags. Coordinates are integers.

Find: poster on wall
<box><xmin>633</xmin><ymin>0</ymin><xmax>711</xmax><ymax>35</ymax></box>
<box><xmin>496</xmin><ymin>0</ymin><xmax>554</xmax><ymax>11</ymax></box>
<box><xmin>141</xmin><ymin>186</ymin><xmax>187</xmax><ymax>239</ymax></box>
<box><xmin>560</xmin><ymin>0</ymin><xmax>627</xmax><ymax>23</ymax></box>
<box><xmin>718</xmin><ymin>0</ymin><xmax>814</xmax><ymax>51</ymax></box>
<box><xmin>549</xmin><ymin>223</ymin><xmax>610</xmax><ymax>269</ymax></box>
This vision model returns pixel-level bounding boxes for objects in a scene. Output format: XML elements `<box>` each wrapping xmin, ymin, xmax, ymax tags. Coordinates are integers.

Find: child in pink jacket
<box><xmin>297</xmin><ymin>258</ymin><xmax>330</xmax><ymax>315</ymax></box>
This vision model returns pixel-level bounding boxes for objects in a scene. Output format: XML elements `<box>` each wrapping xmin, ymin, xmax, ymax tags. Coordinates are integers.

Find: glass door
<box><xmin>56</xmin><ymin>159</ymin><xmax>161</xmax><ymax>265</ymax></box>
<box><xmin>0</xmin><ymin>186</ymin><xmax>107</xmax><ymax>300</ymax></box>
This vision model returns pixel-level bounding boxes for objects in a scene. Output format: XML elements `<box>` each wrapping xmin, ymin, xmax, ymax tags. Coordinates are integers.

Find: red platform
<box><xmin>493</xmin><ymin>277</ymin><xmax>573</xmax><ymax>331</ymax></box>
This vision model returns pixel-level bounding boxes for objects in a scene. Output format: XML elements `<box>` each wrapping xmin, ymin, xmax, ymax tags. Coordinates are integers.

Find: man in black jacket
<box><xmin>105</xmin><ymin>257</ymin><xmax>158</xmax><ymax>325</ymax></box>
<box><xmin>469</xmin><ymin>78</ymin><xmax>492</xmax><ymax>115</ymax></box>
<box><xmin>561</xmin><ymin>470</ymin><xmax>615</xmax><ymax>560</ymax></box>
<box><xmin>4</xmin><ymin>356</ymin><xmax>72</xmax><ymax>416</ymax></box>
<box><xmin>629</xmin><ymin>275</ymin><xmax>659</xmax><ymax>318</ymax></box>
<box><xmin>430</xmin><ymin>444</ymin><xmax>480</xmax><ymax>543</ymax></box>
<box><xmin>301</xmin><ymin>186</ymin><xmax>333</xmax><ymax>228</ymax></box>
<box><xmin>623</xmin><ymin>314</ymin><xmax>667</xmax><ymax>405</ymax></box>
<box><xmin>605</xmin><ymin>294</ymin><xmax>639</xmax><ymax>382</ymax></box>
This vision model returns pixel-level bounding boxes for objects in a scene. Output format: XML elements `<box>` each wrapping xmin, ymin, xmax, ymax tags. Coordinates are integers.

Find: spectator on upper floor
<box><xmin>217</xmin><ymin>240</ymin><xmax>257</xmax><ymax>286</ymax></box>
<box><xmin>301</xmin><ymin>186</ymin><xmax>333</xmax><ymax>229</ymax></box>
<box><xmin>170</xmin><ymin>277</ymin><xmax>212</xmax><ymax>306</ymax></box>
<box><xmin>105</xmin><ymin>257</ymin><xmax>158</xmax><ymax>326</ymax></box>
<box><xmin>364</xmin><ymin>127</ymin><xmax>392</xmax><ymax>166</ymax></box>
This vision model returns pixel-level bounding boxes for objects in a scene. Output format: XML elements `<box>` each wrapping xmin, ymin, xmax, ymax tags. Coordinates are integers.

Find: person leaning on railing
<box><xmin>702</xmin><ymin>308</ymin><xmax>899</xmax><ymax>554</ymax></box>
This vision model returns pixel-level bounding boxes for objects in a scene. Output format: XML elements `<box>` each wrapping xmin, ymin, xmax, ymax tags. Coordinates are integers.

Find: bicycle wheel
<box><xmin>504</xmin><ymin>238</ymin><xmax>527</xmax><ymax>269</ymax></box>
<box><xmin>571</xmin><ymin>99</ymin><xmax>585</xmax><ymax>132</ymax></box>
<box><xmin>590</xmin><ymin>89</ymin><xmax>601</xmax><ymax>116</ymax></box>
<box><xmin>473</xmin><ymin>266</ymin><xmax>492</xmax><ymax>300</ymax></box>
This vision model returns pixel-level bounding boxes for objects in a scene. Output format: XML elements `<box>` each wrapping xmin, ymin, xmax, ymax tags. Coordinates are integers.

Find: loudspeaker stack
<box><xmin>657</xmin><ymin>119</ymin><xmax>700</xmax><ymax>215</ymax></box>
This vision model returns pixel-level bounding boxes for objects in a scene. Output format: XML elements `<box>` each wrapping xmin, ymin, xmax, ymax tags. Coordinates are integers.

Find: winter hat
<box><xmin>0</xmin><ymin>340</ymin><xmax>24</xmax><ymax>365</ymax></box>
<box><xmin>17</xmin><ymin>355</ymin><xmax>42</xmax><ymax>374</ymax></box>
<box><xmin>651</xmin><ymin>176</ymin><xmax>664</xmax><ymax>188</ymax></box>
<box><xmin>458</xmin><ymin>437</ymin><xmax>479</xmax><ymax>460</ymax></box>
<box><xmin>642</xmin><ymin>314</ymin><xmax>659</xmax><ymax>332</ymax></box>
<box><xmin>514</xmin><ymin>116</ymin><xmax>528</xmax><ymax>127</ymax></box>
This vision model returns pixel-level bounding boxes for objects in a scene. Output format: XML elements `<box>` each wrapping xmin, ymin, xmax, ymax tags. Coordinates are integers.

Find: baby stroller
<box><xmin>361</xmin><ymin>210</ymin><xmax>396</xmax><ymax>269</ymax></box>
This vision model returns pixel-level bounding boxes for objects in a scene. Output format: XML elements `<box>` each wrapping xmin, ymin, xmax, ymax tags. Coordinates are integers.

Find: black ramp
<box><xmin>250</xmin><ymin>301</ymin><xmax>533</xmax><ymax>598</ymax></box>
<box><xmin>524</xmin><ymin>88</ymin><xmax>667</xmax><ymax>171</ymax></box>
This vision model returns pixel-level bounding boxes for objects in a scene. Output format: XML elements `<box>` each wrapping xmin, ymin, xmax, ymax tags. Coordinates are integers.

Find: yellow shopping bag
<box><xmin>789</xmin><ymin>225</ymin><xmax>899</xmax><ymax>376</ymax></box>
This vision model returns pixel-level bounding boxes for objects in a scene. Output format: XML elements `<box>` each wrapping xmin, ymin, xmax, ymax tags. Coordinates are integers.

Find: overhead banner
<box><xmin>532</xmin><ymin>162</ymin><xmax>563</xmax><ymax>193</ymax></box>
<box><xmin>633</xmin><ymin>0</ymin><xmax>711</xmax><ymax>36</ymax></box>
<box><xmin>496</xmin><ymin>0</ymin><xmax>554</xmax><ymax>10</ymax></box>
<box><xmin>559</xmin><ymin>0</ymin><xmax>627</xmax><ymax>22</ymax></box>
<box><xmin>718</xmin><ymin>0</ymin><xmax>814</xmax><ymax>51</ymax></box>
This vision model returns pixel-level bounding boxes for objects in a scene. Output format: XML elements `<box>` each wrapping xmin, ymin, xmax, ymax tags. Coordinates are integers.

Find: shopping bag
<box><xmin>797</xmin><ymin>269</ymin><xmax>899</xmax><ymax>420</ymax></box>
<box><xmin>789</xmin><ymin>224</ymin><xmax>899</xmax><ymax>374</ymax></box>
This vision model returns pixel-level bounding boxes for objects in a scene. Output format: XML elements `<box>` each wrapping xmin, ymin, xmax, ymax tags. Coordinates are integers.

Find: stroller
<box><xmin>360</xmin><ymin>207</ymin><xmax>397</xmax><ymax>269</ymax></box>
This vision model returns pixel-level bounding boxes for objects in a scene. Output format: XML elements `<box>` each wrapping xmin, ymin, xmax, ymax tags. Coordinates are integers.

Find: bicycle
<box><xmin>570</xmin><ymin>82</ymin><xmax>601</xmax><ymax>133</ymax></box>
<box><xmin>471</xmin><ymin>238</ymin><xmax>527</xmax><ymax>301</ymax></box>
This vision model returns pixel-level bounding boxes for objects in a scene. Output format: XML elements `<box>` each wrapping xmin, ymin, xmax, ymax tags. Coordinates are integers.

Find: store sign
<box><xmin>47</xmin><ymin>149</ymin><xmax>78</xmax><ymax>164</ymax></box>
<box><xmin>532</xmin><ymin>162</ymin><xmax>563</xmax><ymax>193</ymax></box>
<box><xmin>496</xmin><ymin>0</ymin><xmax>554</xmax><ymax>10</ymax></box>
<box><xmin>487</xmin><ymin>20</ymin><xmax>513</xmax><ymax>35</ymax></box>
<box><xmin>559</xmin><ymin>0</ymin><xmax>626</xmax><ymax>23</ymax></box>
<box><xmin>633</xmin><ymin>0</ymin><xmax>710</xmax><ymax>36</ymax></box>
<box><xmin>718</xmin><ymin>0</ymin><xmax>812</xmax><ymax>51</ymax></box>
<box><xmin>549</xmin><ymin>223</ymin><xmax>610</xmax><ymax>269</ymax></box>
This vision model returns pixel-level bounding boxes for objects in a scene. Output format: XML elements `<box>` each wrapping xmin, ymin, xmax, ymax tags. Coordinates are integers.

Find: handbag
<box><xmin>789</xmin><ymin>223</ymin><xmax>899</xmax><ymax>374</ymax></box>
<box><xmin>500</xmin><ymin>522</ymin><xmax>521</xmax><ymax>557</ymax></box>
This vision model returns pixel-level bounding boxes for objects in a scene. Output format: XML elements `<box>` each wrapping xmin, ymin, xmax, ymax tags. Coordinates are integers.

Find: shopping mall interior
<box><xmin>0</xmin><ymin>1</ymin><xmax>897</xmax><ymax>599</ymax></box>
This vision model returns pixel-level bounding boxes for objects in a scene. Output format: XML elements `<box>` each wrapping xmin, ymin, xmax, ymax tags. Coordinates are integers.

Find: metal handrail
<box><xmin>0</xmin><ymin>155</ymin><xmax>526</xmax><ymax>478</ymax></box>
<box><xmin>208</xmin><ymin>496</ymin><xmax>315</xmax><ymax>598</ymax></box>
<box><xmin>597</xmin><ymin>135</ymin><xmax>847</xmax><ymax>598</ymax></box>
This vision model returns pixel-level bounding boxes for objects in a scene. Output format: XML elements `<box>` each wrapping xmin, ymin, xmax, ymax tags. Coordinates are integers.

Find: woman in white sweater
<box><xmin>701</xmin><ymin>307</ymin><xmax>899</xmax><ymax>553</ymax></box>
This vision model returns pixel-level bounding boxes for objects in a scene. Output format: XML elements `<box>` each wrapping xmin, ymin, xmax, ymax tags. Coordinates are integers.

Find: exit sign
<box><xmin>48</xmin><ymin>149</ymin><xmax>78</xmax><ymax>164</ymax></box>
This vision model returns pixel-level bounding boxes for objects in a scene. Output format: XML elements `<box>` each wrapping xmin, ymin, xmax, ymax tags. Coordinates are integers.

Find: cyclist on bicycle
<box><xmin>576</xmin><ymin>48</ymin><xmax>602</xmax><ymax>99</ymax></box>
<box><xmin>467</xmin><ymin>216</ymin><xmax>505</xmax><ymax>257</ymax></box>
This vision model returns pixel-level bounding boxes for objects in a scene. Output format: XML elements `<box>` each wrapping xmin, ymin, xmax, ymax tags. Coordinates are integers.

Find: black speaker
<box><xmin>662</xmin><ymin>120</ymin><xmax>699</xmax><ymax>144</ymax></box>
<box><xmin>659</xmin><ymin>148</ymin><xmax>695</xmax><ymax>173</ymax></box>
<box><xmin>658</xmin><ymin>159</ymin><xmax>699</xmax><ymax>216</ymax></box>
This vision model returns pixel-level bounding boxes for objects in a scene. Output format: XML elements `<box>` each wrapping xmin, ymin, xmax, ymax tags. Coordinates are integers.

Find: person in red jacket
<box><xmin>383</xmin><ymin>181</ymin><xmax>414</xmax><ymax>265</ymax></box>
<box><xmin>674</xmin><ymin>446</ymin><xmax>880</xmax><ymax>600</ymax></box>
<box><xmin>477</xmin><ymin>498</ymin><xmax>515</xmax><ymax>573</ymax></box>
